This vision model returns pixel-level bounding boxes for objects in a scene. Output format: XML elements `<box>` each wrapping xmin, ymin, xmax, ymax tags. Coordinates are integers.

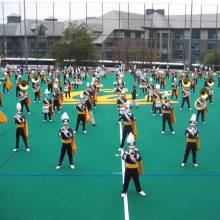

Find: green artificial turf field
<box><xmin>0</xmin><ymin>71</ymin><xmax>220</xmax><ymax>220</ymax></box>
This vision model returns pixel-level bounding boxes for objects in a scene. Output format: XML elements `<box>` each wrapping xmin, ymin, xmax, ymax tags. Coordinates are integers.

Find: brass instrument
<box><xmin>19</xmin><ymin>80</ymin><xmax>29</xmax><ymax>91</ymax></box>
<box><xmin>194</xmin><ymin>88</ymin><xmax>208</xmax><ymax>111</ymax></box>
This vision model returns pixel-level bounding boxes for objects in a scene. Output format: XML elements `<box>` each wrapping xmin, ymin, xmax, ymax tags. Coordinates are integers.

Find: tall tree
<box><xmin>203</xmin><ymin>51</ymin><xmax>220</xmax><ymax>66</ymax></box>
<box><xmin>50</xmin><ymin>26</ymin><xmax>98</xmax><ymax>66</ymax></box>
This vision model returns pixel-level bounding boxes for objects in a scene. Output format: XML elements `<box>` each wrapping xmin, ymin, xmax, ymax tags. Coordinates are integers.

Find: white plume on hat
<box><xmin>61</xmin><ymin>112</ymin><xmax>69</xmax><ymax>122</ymax></box>
<box><xmin>127</xmin><ymin>132</ymin><xmax>135</xmax><ymax>146</ymax></box>
<box><xmin>79</xmin><ymin>92</ymin><xmax>84</xmax><ymax>100</ymax></box>
<box><xmin>149</xmin><ymin>77</ymin><xmax>153</xmax><ymax>82</ymax></box>
<box><xmin>87</xmin><ymin>82</ymin><xmax>90</xmax><ymax>87</ymax></box>
<box><xmin>16</xmin><ymin>103</ymin><xmax>22</xmax><ymax>112</ymax></box>
<box><xmin>45</xmin><ymin>89</ymin><xmax>50</xmax><ymax>95</ymax></box>
<box><xmin>155</xmin><ymin>84</ymin><xmax>160</xmax><ymax>90</ymax></box>
<box><xmin>189</xmin><ymin>114</ymin><xmax>196</xmax><ymax>124</ymax></box>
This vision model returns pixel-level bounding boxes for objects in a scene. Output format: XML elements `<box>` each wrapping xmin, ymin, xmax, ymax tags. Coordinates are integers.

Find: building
<box><xmin>0</xmin><ymin>9</ymin><xmax>220</xmax><ymax>64</ymax></box>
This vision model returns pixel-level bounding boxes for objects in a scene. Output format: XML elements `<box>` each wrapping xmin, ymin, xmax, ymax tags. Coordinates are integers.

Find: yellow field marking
<box><xmin>62</xmin><ymin>89</ymin><xmax>179</xmax><ymax>105</ymax></box>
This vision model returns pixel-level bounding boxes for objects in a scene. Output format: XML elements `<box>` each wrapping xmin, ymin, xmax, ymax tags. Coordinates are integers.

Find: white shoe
<box><xmin>161</xmin><ymin>131</ymin><xmax>165</xmax><ymax>134</ymax></box>
<box><xmin>43</xmin><ymin>120</ymin><xmax>46</xmax><ymax>122</ymax></box>
<box><xmin>13</xmin><ymin>148</ymin><xmax>18</xmax><ymax>152</ymax></box>
<box><xmin>28</xmin><ymin>112</ymin><xmax>31</xmax><ymax>115</ymax></box>
<box><xmin>83</xmin><ymin>130</ymin><xmax>87</xmax><ymax>134</ymax></box>
<box><xmin>121</xmin><ymin>193</ymin><xmax>127</xmax><ymax>198</ymax></box>
<box><xmin>189</xmin><ymin>108</ymin><xmax>192</xmax><ymax>111</ymax></box>
<box><xmin>70</xmin><ymin>164</ymin><xmax>75</xmax><ymax>169</ymax></box>
<box><xmin>180</xmin><ymin>108</ymin><xmax>183</xmax><ymax>111</ymax></box>
<box><xmin>192</xmin><ymin>163</ymin><xmax>198</xmax><ymax>167</ymax></box>
<box><xmin>26</xmin><ymin>148</ymin><xmax>30</xmax><ymax>152</ymax></box>
<box><xmin>181</xmin><ymin>163</ymin><xmax>185</xmax><ymax>167</ymax></box>
<box><xmin>202</xmin><ymin>121</ymin><xmax>206</xmax><ymax>124</ymax></box>
<box><xmin>49</xmin><ymin>120</ymin><xmax>52</xmax><ymax>122</ymax></box>
<box><xmin>138</xmin><ymin>191</ymin><xmax>146</xmax><ymax>196</ymax></box>
<box><xmin>159</xmin><ymin>114</ymin><xmax>162</xmax><ymax>116</ymax></box>
<box><xmin>171</xmin><ymin>131</ymin><xmax>175</xmax><ymax>134</ymax></box>
<box><xmin>73</xmin><ymin>130</ymin><xmax>77</xmax><ymax>134</ymax></box>
<box><xmin>56</xmin><ymin>165</ymin><xmax>61</xmax><ymax>170</ymax></box>
<box><xmin>153</xmin><ymin>114</ymin><xmax>156</xmax><ymax>116</ymax></box>
<box><xmin>118</xmin><ymin>147</ymin><xmax>122</xmax><ymax>152</ymax></box>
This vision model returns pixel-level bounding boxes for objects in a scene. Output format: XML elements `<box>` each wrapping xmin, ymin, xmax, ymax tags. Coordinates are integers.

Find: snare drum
<box><xmin>42</xmin><ymin>106</ymin><xmax>49</xmax><ymax>113</ymax></box>
<box><xmin>155</xmin><ymin>101</ymin><xmax>162</xmax><ymax>108</ymax></box>
<box><xmin>148</xmin><ymin>90</ymin><xmax>153</xmax><ymax>96</ymax></box>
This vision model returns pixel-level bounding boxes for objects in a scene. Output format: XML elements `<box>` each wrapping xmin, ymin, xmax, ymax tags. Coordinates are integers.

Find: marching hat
<box><xmin>127</xmin><ymin>132</ymin><xmax>135</xmax><ymax>148</ymax></box>
<box><xmin>45</xmin><ymin>89</ymin><xmax>50</xmax><ymax>95</ymax></box>
<box><xmin>61</xmin><ymin>112</ymin><xmax>69</xmax><ymax>125</ymax></box>
<box><xmin>189</xmin><ymin>114</ymin><xmax>196</xmax><ymax>125</ymax></box>
<box><xmin>16</xmin><ymin>103</ymin><xmax>22</xmax><ymax>112</ymax></box>
<box><xmin>155</xmin><ymin>84</ymin><xmax>160</xmax><ymax>90</ymax></box>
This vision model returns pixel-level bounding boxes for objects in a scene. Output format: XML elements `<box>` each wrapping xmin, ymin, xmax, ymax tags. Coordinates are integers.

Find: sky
<box><xmin>1</xmin><ymin>0</ymin><xmax>220</xmax><ymax>21</ymax></box>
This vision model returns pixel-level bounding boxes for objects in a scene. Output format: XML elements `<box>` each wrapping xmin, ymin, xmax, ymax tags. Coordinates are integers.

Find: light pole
<box><xmin>23</xmin><ymin>0</ymin><xmax>28</xmax><ymax>69</ymax></box>
<box><xmin>188</xmin><ymin>0</ymin><xmax>193</xmax><ymax>69</ymax></box>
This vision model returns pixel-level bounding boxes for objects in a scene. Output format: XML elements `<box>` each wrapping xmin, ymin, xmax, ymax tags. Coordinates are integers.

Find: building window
<box><xmin>38</xmin><ymin>43</ymin><xmax>47</xmax><ymax>52</ymax></box>
<box><xmin>208</xmin><ymin>29</ymin><xmax>217</xmax><ymax>40</ymax></box>
<box><xmin>162</xmin><ymin>33</ymin><xmax>168</xmax><ymax>49</ymax></box>
<box><xmin>192</xmin><ymin>30</ymin><xmax>200</xmax><ymax>39</ymax></box>
<box><xmin>106</xmin><ymin>42</ymin><xmax>113</xmax><ymax>48</ymax></box>
<box><xmin>175</xmin><ymin>42</ymin><xmax>184</xmax><ymax>50</ymax></box>
<box><xmin>175</xmin><ymin>30</ymin><xmax>184</xmax><ymax>40</ymax></box>
<box><xmin>191</xmin><ymin>43</ymin><xmax>200</xmax><ymax>51</ymax></box>
<box><xmin>208</xmin><ymin>43</ymin><xmax>216</xmax><ymax>51</ymax></box>
<box><xmin>30</xmin><ymin>43</ymin><xmax>36</xmax><ymax>52</ymax></box>
<box><xmin>105</xmin><ymin>51</ymin><xmax>112</xmax><ymax>60</ymax></box>
<box><xmin>135</xmin><ymin>31</ymin><xmax>141</xmax><ymax>38</ymax></box>
<box><xmin>7</xmin><ymin>43</ymin><xmax>12</xmax><ymax>52</ymax></box>
<box><xmin>161</xmin><ymin>53</ymin><xmax>168</xmax><ymax>61</ymax></box>
<box><xmin>156</xmin><ymin>33</ymin><xmax>160</xmax><ymax>49</ymax></box>
<box><xmin>175</xmin><ymin>52</ymin><xmax>184</xmax><ymax>60</ymax></box>
<box><xmin>37</xmin><ymin>24</ymin><xmax>46</xmax><ymax>36</ymax></box>
<box><xmin>124</xmin><ymin>31</ymin><xmax>130</xmax><ymax>38</ymax></box>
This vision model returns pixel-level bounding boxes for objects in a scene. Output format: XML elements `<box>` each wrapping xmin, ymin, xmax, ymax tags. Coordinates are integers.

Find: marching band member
<box><xmin>18</xmin><ymin>80</ymin><xmax>31</xmax><ymax>114</ymax></box>
<box><xmin>117</xmin><ymin>92</ymin><xmax>127</xmax><ymax>109</ymax></box>
<box><xmin>32</xmin><ymin>76</ymin><xmax>41</xmax><ymax>102</ymax></box>
<box><xmin>171</xmin><ymin>78</ymin><xmax>178</xmax><ymax>100</ymax></box>
<box><xmin>131</xmin><ymin>85</ymin><xmax>138</xmax><ymax>107</ymax></box>
<box><xmin>13</xmin><ymin>103</ymin><xmax>30</xmax><ymax>152</ymax></box>
<box><xmin>121</xmin><ymin>132</ymin><xmax>146</xmax><ymax>198</ymax></box>
<box><xmin>152</xmin><ymin>84</ymin><xmax>162</xmax><ymax>116</ymax></box>
<box><xmin>118</xmin><ymin>108</ymin><xmax>136</xmax><ymax>151</ymax></box>
<box><xmin>159</xmin><ymin>71</ymin><xmax>166</xmax><ymax>89</ymax></box>
<box><xmin>52</xmin><ymin>84</ymin><xmax>61</xmax><ymax>113</ymax></box>
<box><xmin>190</xmin><ymin>73</ymin><xmax>196</xmax><ymax>94</ymax></box>
<box><xmin>181</xmin><ymin>114</ymin><xmax>200</xmax><ymax>167</ymax></box>
<box><xmin>15</xmin><ymin>75</ymin><xmax>22</xmax><ymax>98</ymax></box>
<box><xmin>83</xmin><ymin>91</ymin><xmax>96</xmax><ymax>126</ymax></box>
<box><xmin>40</xmin><ymin>70</ymin><xmax>47</xmax><ymax>85</ymax></box>
<box><xmin>205</xmin><ymin>78</ymin><xmax>214</xmax><ymax>104</ymax></box>
<box><xmin>56</xmin><ymin>112</ymin><xmax>76</xmax><ymax>170</ymax></box>
<box><xmin>161</xmin><ymin>93</ymin><xmax>175</xmax><ymax>135</ymax></box>
<box><xmin>74</xmin><ymin>96</ymin><xmax>87</xmax><ymax>134</ymax></box>
<box><xmin>217</xmin><ymin>72</ymin><xmax>220</xmax><ymax>88</ymax></box>
<box><xmin>42</xmin><ymin>89</ymin><xmax>53</xmax><ymax>122</ymax></box>
<box><xmin>146</xmin><ymin>78</ymin><xmax>154</xmax><ymax>102</ymax></box>
<box><xmin>3</xmin><ymin>72</ymin><xmax>12</xmax><ymax>93</ymax></box>
<box><xmin>180</xmin><ymin>78</ymin><xmax>191</xmax><ymax>110</ymax></box>
<box><xmin>48</xmin><ymin>72</ymin><xmax>54</xmax><ymax>92</ymax></box>
<box><xmin>195</xmin><ymin>89</ymin><xmax>208</xmax><ymax>124</ymax></box>
<box><xmin>0</xmin><ymin>85</ymin><xmax>3</xmax><ymax>109</ymax></box>
<box><xmin>64</xmin><ymin>74</ymin><xmax>71</xmax><ymax>99</ymax></box>
<box><xmin>73</xmin><ymin>74</ymin><xmax>81</xmax><ymax>89</ymax></box>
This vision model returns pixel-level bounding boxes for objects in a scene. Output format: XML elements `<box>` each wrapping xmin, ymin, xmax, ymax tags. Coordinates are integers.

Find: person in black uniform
<box><xmin>171</xmin><ymin>78</ymin><xmax>178</xmax><ymax>100</ymax></box>
<box><xmin>42</xmin><ymin>89</ymin><xmax>53</xmax><ymax>122</ymax></box>
<box><xmin>74</xmin><ymin>97</ymin><xmax>87</xmax><ymax>134</ymax></box>
<box><xmin>131</xmin><ymin>85</ymin><xmax>138</xmax><ymax>107</ymax></box>
<box><xmin>181</xmin><ymin>114</ymin><xmax>199</xmax><ymax>167</ymax></box>
<box><xmin>83</xmin><ymin>92</ymin><xmax>96</xmax><ymax>126</ymax></box>
<box><xmin>161</xmin><ymin>95</ymin><xmax>175</xmax><ymax>134</ymax></box>
<box><xmin>52</xmin><ymin>84</ymin><xmax>61</xmax><ymax>113</ymax></box>
<box><xmin>180</xmin><ymin>79</ymin><xmax>191</xmax><ymax>110</ymax></box>
<box><xmin>121</xmin><ymin>132</ymin><xmax>146</xmax><ymax>198</ymax></box>
<box><xmin>118</xmin><ymin>109</ymin><xmax>135</xmax><ymax>151</ymax></box>
<box><xmin>13</xmin><ymin>103</ymin><xmax>30</xmax><ymax>152</ymax></box>
<box><xmin>152</xmin><ymin>85</ymin><xmax>162</xmax><ymax>116</ymax></box>
<box><xmin>18</xmin><ymin>81</ymin><xmax>31</xmax><ymax>114</ymax></box>
<box><xmin>56</xmin><ymin>112</ymin><xmax>75</xmax><ymax>170</ymax></box>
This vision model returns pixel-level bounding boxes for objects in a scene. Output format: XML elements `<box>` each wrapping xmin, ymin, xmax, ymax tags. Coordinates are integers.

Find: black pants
<box><xmin>160</xmin><ymin>81</ymin><xmax>165</xmax><ymax>89</ymax></box>
<box><xmin>15</xmin><ymin>87</ymin><xmax>19</xmax><ymax>98</ymax></box>
<box><xmin>162</xmin><ymin>114</ymin><xmax>173</xmax><ymax>132</ymax></box>
<box><xmin>21</xmin><ymin>99</ymin><xmax>30</xmax><ymax>113</ymax></box>
<box><xmin>171</xmin><ymin>89</ymin><xmax>178</xmax><ymax>99</ymax></box>
<box><xmin>48</xmin><ymin>84</ymin><xmax>53</xmax><ymax>92</ymax></box>
<box><xmin>120</xmin><ymin>125</ymin><xmax>133</xmax><ymax>149</ymax></box>
<box><xmin>44</xmin><ymin>113</ymin><xmax>51</xmax><ymax>121</ymax></box>
<box><xmin>16</xmin><ymin>128</ymin><xmax>29</xmax><ymax>149</ymax></box>
<box><xmin>122</xmin><ymin>168</ymin><xmax>142</xmax><ymax>193</ymax></box>
<box><xmin>178</xmin><ymin>80</ymin><xmax>182</xmax><ymax>87</ymax></box>
<box><xmin>34</xmin><ymin>92</ymin><xmax>40</xmax><ymax>101</ymax></box>
<box><xmin>58</xmin><ymin>143</ymin><xmax>73</xmax><ymax>165</ymax></box>
<box><xmin>74</xmin><ymin>84</ymin><xmax>79</xmax><ymax>89</ymax></box>
<box><xmin>53</xmin><ymin>100</ymin><xmax>60</xmax><ymax>112</ymax></box>
<box><xmin>183</xmin><ymin>142</ymin><xmax>197</xmax><ymax>164</ymax></box>
<box><xmin>0</xmin><ymin>99</ymin><xmax>2</xmax><ymax>108</ymax></box>
<box><xmin>208</xmin><ymin>95</ymin><xmax>212</xmax><ymax>104</ymax></box>
<box><xmin>181</xmin><ymin>97</ymin><xmax>190</xmax><ymax>109</ymax></box>
<box><xmin>75</xmin><ymin>114</ymin><xmax>86</xmax><ymax>131</ymax></box>
<box><xmin>196</xmin><ymin>110</ymin><xmax>205</xmax><ymax>122</ymax></box>
<box><xmin>65</xmin><ymin>92</ymin><xmax>71</xmax><ymax>98</ymax></box>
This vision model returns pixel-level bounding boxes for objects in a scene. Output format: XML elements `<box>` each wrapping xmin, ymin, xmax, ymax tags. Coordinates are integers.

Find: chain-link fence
<box><xmin>0</xmin><ymin>2</ymin><xmax>220</xmax><ymax>66</ymax></box>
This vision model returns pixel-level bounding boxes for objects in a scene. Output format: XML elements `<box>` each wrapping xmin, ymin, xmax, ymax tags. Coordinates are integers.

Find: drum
<box><xmin>155</xmin><ymin>100</ymin><xmax>162</xmax><ymax>108</ymax></box>
<box><xmin>148</xmin><ymin>90</ymin><xmax>153</xmax><ymax>96</ymax></box>
<box><xmin>42</xmin><ymin>106</ymin><xmax>49</xmax><ymax>113</ymax></box>
<box><xmin>96</xmin><ymin>84</ymin><xmax>103</xmax><ymax>88</ymax></box>
<box><xmin>64</xmin><ymin>86</ymin><xmax>68</xmax><ymax>92</ymax></box>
